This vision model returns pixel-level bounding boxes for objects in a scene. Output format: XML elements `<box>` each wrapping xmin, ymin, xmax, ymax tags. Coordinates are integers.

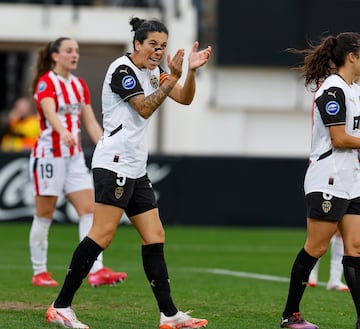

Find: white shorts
<box><xmin>29</xmin><ymin>152</ymin><xmax>93</xmax><ymax>196</ymax></box>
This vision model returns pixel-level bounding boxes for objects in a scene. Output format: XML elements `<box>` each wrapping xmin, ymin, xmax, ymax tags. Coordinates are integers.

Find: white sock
<box><xmin>309</xmin><ymin>259</ymin><xmax>320</xmax><ymax>283</ymax></box>
<box><xmin>329</xmin><ymin>234</ymin><xmax>344</xmax><ymax>285</ymax></box>
<box><xmin>79</xmin><ymin>213</ymin><xmax>104</xmax><ymax>273</ymax></box>
<box><xmin>29</xmin><ymin>216</ymin><xmax>51</xmax><ymax>275</ymax></box>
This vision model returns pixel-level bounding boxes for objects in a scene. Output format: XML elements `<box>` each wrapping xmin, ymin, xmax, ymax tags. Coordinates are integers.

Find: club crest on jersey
<box><xmin>325</xmin><ymin>101</ymin><xmax>340</xmax><ymax>115</ymax></box>
<box><xmin>150</xmin><ymin>75</ymin><xmax>159</xmax><ymax>89</ymax></box>
<box><xmin>122</xmin><ymin>75</ymin><xmax>136</xmax><ymax>90</ymax></box>
<box><xmin>38</xmin><ymin>81</ymin><xmax>47</xmax><ymax>93</ymax></box>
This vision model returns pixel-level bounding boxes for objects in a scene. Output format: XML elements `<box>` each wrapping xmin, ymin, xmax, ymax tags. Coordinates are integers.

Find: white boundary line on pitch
<box><xmin>0</xmin><ymin>265</ymin><xmax>327</xmax><ymax>287</ymax></box>
<box><xmin>190</xmin><ymin>267</ymin><xmax>327</xmax><ymax>287</ymax></box>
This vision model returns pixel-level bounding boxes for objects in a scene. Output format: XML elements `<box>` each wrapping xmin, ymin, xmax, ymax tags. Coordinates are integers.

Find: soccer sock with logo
<box><xmin>343</xmin><ymin>256</ymin><xmax>360</xmax><ymax>317</ymax></box>
<box><xmin>78</xmin><ymin>213</ymin><xmax>104</xmax><ymax>273</ymax></box>
<box><xmin>29</xmin><ymin>215</ymin><xmax>52</xmax><ymax>275</ymax></box>
<box><xmin>142</xmin><ymin>243</ymin><xmax>178</xmax><ymax>316</ymax></box>
<box><xmin>282</xmin><ymin>248</ymin><xmax>318</xmax><ymax>318</ymax></box>
<box><xmin>54</xmin><ymin>237</ymin><xmax>103</xmax><ymax>308</ymax></box>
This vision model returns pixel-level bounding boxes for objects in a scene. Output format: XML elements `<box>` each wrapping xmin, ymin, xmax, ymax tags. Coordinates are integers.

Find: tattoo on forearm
<box><xmin>160</xmin><ymin>84</ymin><xmax>173</xmax><ymax>96</ymax></box>
<box><xmin>142</xmin><ymin>82</ymin><xmax>174</xmax><ymax>116</ymax></box>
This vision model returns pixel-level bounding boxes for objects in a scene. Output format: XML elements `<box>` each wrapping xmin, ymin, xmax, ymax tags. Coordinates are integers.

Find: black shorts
<box><xmin>93</xmin><ymin>168</ymin><xmax>158</xmax><ymax>217</ymax></box>
<box><xmin>306</xmin><ymin>192</ymin><xmax>360</xmax><ymax>221</ymax></box>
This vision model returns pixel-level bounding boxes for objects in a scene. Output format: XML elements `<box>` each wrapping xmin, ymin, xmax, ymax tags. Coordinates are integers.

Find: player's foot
<box><xmin>32</xmin><ymin>272</ymin><xmax>59</xmax><ymax>287</ymax></box>
<box><xmin>159</xmin><ymin>310</ymin><xmax>208</xmax><ymax>328</ymax></box>
<box><xmin>46</xmin><ymin>303</ymin><xmax>89</xmax><ymax>328</ymax></box>
<box><xmin>280</xmin><ymin>312</ymin><xmax>318</xmax><ymax>329</ymax></box>
<box><xmin>88</xmin><ymin>267</ymin><xmax>127</xmax><ymax>287</ymax></box>
<box><xmin>326</xmin><ymin>281</ymin><xmax>349</xmax><ymax>291</ymax></box>
<box><xmin>307</xmin><ymin>271</ymin><xmax>318</xmax><ymax>288</ymax></box>
<box><xmin>307</xmin><ymin>280</ymin><xmax>317</xmax><ymax>288</ymax></box>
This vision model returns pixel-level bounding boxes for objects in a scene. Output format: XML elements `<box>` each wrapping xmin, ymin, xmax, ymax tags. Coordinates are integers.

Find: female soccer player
<box><xmin>46</xmin><ymin>17</ymin><xmax>211</xmax><ymax>329</ymax></box>
<box><xmin>29</xmin><ymin>37</ymin><xmax>127</xmax><ymax>288</ymax></box>
<box><xmin>281</xmin><ymin>32</ymin><xmax>360</xmax><ymax>329</ymax></box>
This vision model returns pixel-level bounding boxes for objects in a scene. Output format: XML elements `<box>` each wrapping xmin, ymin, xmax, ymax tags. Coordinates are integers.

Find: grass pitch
<box><xmin>0</xmin><ymin>222</ymin><xmax>355</xmax><ymax>329</ymax></box>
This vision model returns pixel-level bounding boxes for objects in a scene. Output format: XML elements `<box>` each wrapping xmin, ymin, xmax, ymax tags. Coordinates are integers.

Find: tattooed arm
<box><xmin>128</xmin><ymin>74</ymin><xmax>179</xmax><ymax>119</ymax></box>
<box><xmin>129</xmin><ymin>43</ymin><xmax>211</xmax><ymax>119</ymax></box>
<box><xmin>128</xmin><ymin>49</ymin><xmax>184</xmax><ymax>119</ymax></box>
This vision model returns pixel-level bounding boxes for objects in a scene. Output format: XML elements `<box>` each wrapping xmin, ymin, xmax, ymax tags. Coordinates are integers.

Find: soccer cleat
<box><xmin>88</xmin><ymin>267</ymin><xmax>127</xmax><ymax>287</ymax></box>
<box><xmin>326</xmin><ymin>281</ymin><xmax>349</xmax><ymax>291</ymax></box>
<box><xmin>32</xmin><ymin>272</ymin><xmax>59</xmax><ymax>287</ymax></box>
<box><xmin>280</xmin><ymin>312</ymin><xmax>318</xmax><ymax>329</ymax></box>
<box><xmin>46</xmin><ymin>303</ymin><xmax>89</xmax><ymax>328</ymax></box>
<box><xmin>307</xmin><ymin>281</ymin><xmax>317</xmax><ymax>288</ymax></box>
<box><xmin>159</xmin><ymin>310</ymin><xmax>208</xmax><ymax>329</ymax></box>
<box><xmin>307</xmin><ymin>269</ymin><xmax>318</xmax><ymax>288</ymax></box>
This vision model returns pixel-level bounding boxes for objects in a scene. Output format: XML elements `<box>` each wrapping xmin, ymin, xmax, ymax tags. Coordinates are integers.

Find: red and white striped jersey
<box><xmin>32</xmin><ymin>71</ymin><xmax>90</xmax><ymax>158</ymax></box>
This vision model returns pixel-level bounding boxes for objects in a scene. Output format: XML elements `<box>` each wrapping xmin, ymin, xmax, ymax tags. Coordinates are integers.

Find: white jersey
<box><xmin>304</xmin><ymin>74</ymin><xmax>360</xmax><ymax>199</ymax></box>
<box><xmin>92</xmin><ymin>54</ymin><xmax>167</xmax><ymax>178</ymax></box>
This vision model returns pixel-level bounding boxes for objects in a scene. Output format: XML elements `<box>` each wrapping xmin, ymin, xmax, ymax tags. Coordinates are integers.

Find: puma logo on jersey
<box><xmin>328</xmin><ymin>90</ymin><xmax>337</xmax><ymax>98</ymax></box>
<box><xmin>119</xmin><ymin>68</ymin><xmax>129</xmax><ymax>74</ymax></box>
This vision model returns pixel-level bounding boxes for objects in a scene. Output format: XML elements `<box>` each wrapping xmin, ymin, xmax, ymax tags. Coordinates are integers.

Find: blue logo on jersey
<box><xmin>38</xmin><ymin>81</ymin><xmax>47</xmax><ymax>92</ymax></box>
<box><xmin>122</xmin><ymin>75</ymin><xmax>136</xmax><ymax>90</ymax></box>
<box><xmin>325</xmin><ymin>101</ymin><xmax>340</xmax><ymax>115</ymax></box>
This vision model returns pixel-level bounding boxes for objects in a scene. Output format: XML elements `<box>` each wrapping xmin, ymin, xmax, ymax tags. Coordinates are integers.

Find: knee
<box><xmin>142</xmin><ymin>227</ymin><xmax>165</xmax><ymax>245</ymax></box>
<box><xmin>88</xmin><ymin>225</ymin><xmax>116</xmax><ymax>249</ymax></box>
<box><xmin>158</xmin><ymin>227</ymin><xmax>165</xmax><ymax>241</ymax></box>
<box><xmin>344</xmin><ymin>238</ymin><xmax>360</xmax><ymax>256</ymax></box>
<box><xmin>76</xmin><ymin>203</ymin><xmax>95</xmax><ymax>217</ymax></box>
<box><xmin>305</xmin><ymin>243</ymin><xmax>328</xmax><ymax>258</ymax></box>
<box><xmin>89</xmin><ymin>233</ymin><xmax>114</xmax><ymax>249</ymax></box>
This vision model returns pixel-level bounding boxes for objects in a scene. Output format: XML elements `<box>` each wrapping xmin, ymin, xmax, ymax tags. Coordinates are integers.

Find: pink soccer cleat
<box><xmin>88</xmin><ymin>267</ymin><xmax>127</xmax><ymax>287</ymax></box>
<box><xmin>32</xmin><ymin>272</ymin><xmax>59</xmax><ymax>287</ymax></box>
<box><xmin>280</xmin><ymin>312</ymin><xmax>318</xmax><ymax>329</ymax></box>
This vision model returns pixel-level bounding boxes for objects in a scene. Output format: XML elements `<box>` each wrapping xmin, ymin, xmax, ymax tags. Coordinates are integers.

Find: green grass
<box><xmin>0</xmin><ymin>222</ymin><xmax>355</xmax><ymax>329</ymax></box>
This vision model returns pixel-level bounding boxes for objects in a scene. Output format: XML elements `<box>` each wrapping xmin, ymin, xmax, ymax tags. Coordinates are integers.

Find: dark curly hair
<box><xmin>129</xmin><ymin>16</ymin><xmax>168</xmax><ymax>51</ymax></box>
<box><xmin>288</xmin><ymin>32</ymin><xmax>360</xmax><ymax>90</ymax></box>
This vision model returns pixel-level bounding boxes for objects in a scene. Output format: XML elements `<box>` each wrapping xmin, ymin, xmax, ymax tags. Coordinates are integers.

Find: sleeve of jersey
<box><xmin>35</xmin><ymin>76</ymin><xmax>55</xmax><ymax>102</ymax></box>
<box><xmin>159</xmin><ymin>66</ymin><xmax>168</xmax><ymax>86</ymax></box>
<box><xmin>315</xmin><ymin>87</ymin><xmax>346</xmax><ymax>126</ymax></box>
<box><xmin>79</xmin><ymin>78</ymin><xmax>91</xmax><ymax>105</ymax></box>
<box><xmin>110</xmin><ymin>65</ymin><xmax>144</xmax><ymax>102</ymax></box>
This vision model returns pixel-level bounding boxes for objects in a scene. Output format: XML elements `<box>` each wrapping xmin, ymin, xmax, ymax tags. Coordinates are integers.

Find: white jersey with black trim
<box><xmin>92</xmin><ymin>55</ymin><xmax>165</xmax><ymax>178</ymax></box>
<box><xmin>304</xmin><ymin>74</ymin><xmax>360</xmax><ymax>199</ymax></box>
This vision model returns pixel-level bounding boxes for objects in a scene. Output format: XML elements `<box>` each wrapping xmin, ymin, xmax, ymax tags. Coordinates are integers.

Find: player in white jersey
<box><xmin>28</xmin><ymin>37</ymin><xmax>127</xmax><ymax>289</ymax></box>
<box><xmin>280</xmin><ymin>32</ymin><xmax>360</xmax><ymax>329</ymax></box>
<box><xmin>46</xmin><ymin>18</ymin><xmax>211</xmax><ymax>329</ymax></box>
<box><xmin>307</xmin><ymin>93</ymin><xmax>349</xmax><ymax>292</ymax></box>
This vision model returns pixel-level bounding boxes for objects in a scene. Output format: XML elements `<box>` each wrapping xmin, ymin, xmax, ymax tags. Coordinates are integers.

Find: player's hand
<box><xmin>167</xmin><ymin>49</ymin><xmax>184</xmax><ymax>81</ymax></box>
<box><xmin>60</xmin><ymin>130</ymin><xmax>76</xmax><ymax>147</ymax></box>
<box><xmin>188</xmin><ymin>42</ymin><xmax>211</xmax><ymax>70</ymax></box>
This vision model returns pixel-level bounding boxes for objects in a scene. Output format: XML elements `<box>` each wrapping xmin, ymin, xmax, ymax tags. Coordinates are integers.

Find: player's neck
<box><xmin>52</xmin><ymin>68</ymin><xmax>70</xmax><ymax>80</ymax></box>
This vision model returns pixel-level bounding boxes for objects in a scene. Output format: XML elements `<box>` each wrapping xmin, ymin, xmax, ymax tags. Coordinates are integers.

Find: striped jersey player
<box><xmin>28</xmin><ymin>37</ymin><xmax>126</xmax><ymax>291</ymax></box>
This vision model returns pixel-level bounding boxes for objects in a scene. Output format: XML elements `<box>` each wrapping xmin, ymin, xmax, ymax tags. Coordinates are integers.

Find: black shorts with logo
<box><xmin>306</xmin><ymin>192</ymin><xmax>360</xmax><ymax>221</ymax></box>
<box><xmin>93</xmin><ymin>168</ymin><xmax>158</xmax><ymax>217</ymax></box>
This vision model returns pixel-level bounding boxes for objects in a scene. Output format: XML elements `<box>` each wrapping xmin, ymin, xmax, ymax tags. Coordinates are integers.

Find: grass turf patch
<box><xmin>0</xmin><ymin>223</ymin><xmax>355</xmax><ymax>328</ymax></box>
